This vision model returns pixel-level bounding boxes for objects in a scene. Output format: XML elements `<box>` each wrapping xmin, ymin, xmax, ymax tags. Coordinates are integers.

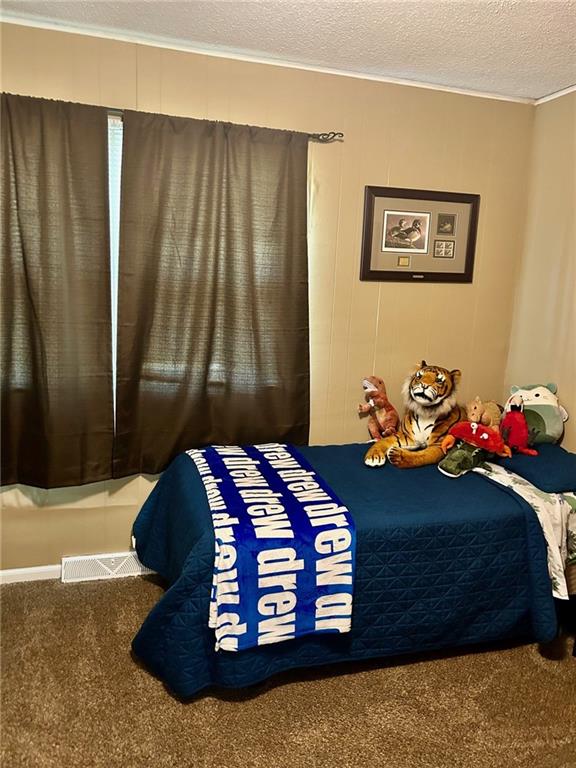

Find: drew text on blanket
<box><xmin>187</xmin><ymin>444</ymin><xmax>356</xmax><ymax>650</ymax></box>
<box><xmin>256</xmin><ymin>444</ymin><xmax>354</xmax><ymax>633</ymax></box>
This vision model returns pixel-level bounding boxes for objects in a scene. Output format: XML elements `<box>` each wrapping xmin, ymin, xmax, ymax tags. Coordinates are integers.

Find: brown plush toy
<box><xmin>358</xmin><ymin>376</ymin><xmax>400</xmax><ymax>440</ymax></box>
<box><xmin>466</xmin><ymin>396</ymin><xmax>502</xmax><ymax>433</ymax></box>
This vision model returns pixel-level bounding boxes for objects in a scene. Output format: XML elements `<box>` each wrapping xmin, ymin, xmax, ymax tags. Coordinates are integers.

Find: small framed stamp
<box><xmin>437</xmin><ymin>213</ymin><xmax>456</xmax><ymax>236</ymax></box>
<box><xmin>433</xmin><ymin>240</ymin><xmax>455</xmax><ymax>259</ymax></box>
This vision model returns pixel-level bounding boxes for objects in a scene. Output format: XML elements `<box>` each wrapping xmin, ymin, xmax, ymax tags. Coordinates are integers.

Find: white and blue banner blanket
<box><xmin>186</xmin><ymin>443</ymin><xmax>356</xmax><ymax>652</ymax></box>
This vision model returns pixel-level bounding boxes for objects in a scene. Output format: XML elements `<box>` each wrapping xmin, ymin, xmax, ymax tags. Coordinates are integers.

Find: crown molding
<box><xmin>535</xmin><ymin>83</ymin><xmax>576</xmax><ymax>105</ymax></box>
<box><xmin>0</xmin><ymin>13</ymin><xmax>537</xmax><ymax>105</ymax></box>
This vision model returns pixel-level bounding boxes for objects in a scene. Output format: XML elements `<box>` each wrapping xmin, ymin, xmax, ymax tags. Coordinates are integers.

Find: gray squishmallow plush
<box><xmin>505</xmin><ymin>384</ymin><xmax>568</xmax><ymax>445</ymax></box>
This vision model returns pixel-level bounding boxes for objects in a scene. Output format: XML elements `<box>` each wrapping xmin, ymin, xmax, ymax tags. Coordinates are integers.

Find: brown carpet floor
<box><xmin>1</xmin><ymin>577</ymin><xmax>575</xmax><ymax>768</ymax></box>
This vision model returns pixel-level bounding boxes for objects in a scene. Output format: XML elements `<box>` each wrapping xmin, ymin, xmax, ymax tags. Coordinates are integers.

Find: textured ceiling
<box><xmin>2</xmin><ymin>0</ymin><xmax>576</xmax><ymax>100</ymax></box>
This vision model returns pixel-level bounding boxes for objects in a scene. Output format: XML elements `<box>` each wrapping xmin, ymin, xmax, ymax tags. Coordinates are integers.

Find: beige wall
<box><xmin>1</xmin><ymin>23</ymin><xmax>539</xmax><ymax>568</ymax></box>
<box><xmin>505</xmin><ymin>93</ymin><xmax>576</xmax><ymax>451</ymax></box>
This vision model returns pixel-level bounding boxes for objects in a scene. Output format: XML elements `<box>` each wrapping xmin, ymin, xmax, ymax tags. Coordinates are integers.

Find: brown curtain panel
<box><xmin>1</xmin><ymin>94</ymin><xmax>113</xmax><ymax>487</ymax></box>
<box><xmin>114</xmin><ymin>111</ymin><xmax>309</xmax><ymax>477</ymax></box>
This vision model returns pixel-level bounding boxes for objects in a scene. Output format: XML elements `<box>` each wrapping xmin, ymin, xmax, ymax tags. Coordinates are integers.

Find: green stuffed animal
<box><xmin>438</xmin><ymin>421</ymin><xmax>511</xmax><ymax>478</ymax></box>
<box><xmin>505</xmin><ymin>384</ymin><xmax>568</xmax><ymax>444</ymax></box>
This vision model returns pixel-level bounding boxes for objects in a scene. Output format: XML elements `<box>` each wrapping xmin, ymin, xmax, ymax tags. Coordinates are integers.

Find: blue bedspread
<box><xmin>132</xmin><ymin>443</ymin><xmax>557</xmax><ymax>698</ymax></box>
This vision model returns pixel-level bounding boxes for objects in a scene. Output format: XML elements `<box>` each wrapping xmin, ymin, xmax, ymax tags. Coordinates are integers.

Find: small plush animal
<box><xmin>500</xmin><ymin>396</ymin><xmax>538</xmax><ymax>456</ymax></box>
<box><xmin>441</xmin><ymin>421</ymin><xmax>511</xmax><ymax>457</ymax></box>
<box><xmin>466</xmin><ymin>396</ymin><xmax>502</xmax><ymax>432</ymax></box>
<box><xmin>439</xmin><ymin>422</ymin><xmax>511</xmax><ymax>478</ymax></box>
<box><xmin>364</xmin><ymin>361</ymin><xmax>465</xmax><ymax>468</ymax></box>
<box><xmin>358</xmin><ymin>376</ymin><xmax>400</xmax><ymax>440</ymax></box>
<box><xmin>505</xmin><ymin>384</ymin><xmax>568</xmax><ymax>444</ymax></box>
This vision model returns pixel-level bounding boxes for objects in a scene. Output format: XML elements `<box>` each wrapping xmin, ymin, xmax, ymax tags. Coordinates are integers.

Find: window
<box><xmin>108</xmin><ymin>114</ymin><xmax>123</xmax><ymax>422</ymax></box>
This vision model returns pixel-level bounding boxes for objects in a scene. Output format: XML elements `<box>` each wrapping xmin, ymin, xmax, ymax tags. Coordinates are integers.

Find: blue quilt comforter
<box><xmin>132</xmin><ymin>443</ymin><xmax>557</xmax><ymax>698</ymax></box>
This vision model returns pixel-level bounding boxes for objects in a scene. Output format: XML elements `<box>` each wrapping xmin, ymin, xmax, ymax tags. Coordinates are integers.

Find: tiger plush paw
<box><xmin>386</xmin><ymin>446</ymin><xmax>409</xmax><ymax>467</ymax></box>
<box><xmin>364</xmin><ymin>440</ymin><xmax>389</xmax><ymax>467</ymax></box>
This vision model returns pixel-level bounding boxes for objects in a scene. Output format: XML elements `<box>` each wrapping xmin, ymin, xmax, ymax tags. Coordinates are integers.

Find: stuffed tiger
<box><xmin>364</xmin><ymin>361</ymin><xmax>465</xmax><ymax>468</ymax></box>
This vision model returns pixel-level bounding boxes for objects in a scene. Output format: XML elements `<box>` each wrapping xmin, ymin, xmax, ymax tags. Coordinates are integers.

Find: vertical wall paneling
<box><xmin>0</xmin><ymin>23</ymin><xmax>538</xmax><ymax>567</ymax></box>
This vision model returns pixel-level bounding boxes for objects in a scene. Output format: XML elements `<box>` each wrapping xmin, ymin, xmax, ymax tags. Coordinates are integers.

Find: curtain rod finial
<box><xmin>309</xmin><ymin>131</ymin><xmax>344</xmax><ymax>143</ymax></box>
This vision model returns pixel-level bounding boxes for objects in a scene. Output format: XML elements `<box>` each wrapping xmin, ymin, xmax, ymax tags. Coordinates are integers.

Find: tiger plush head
<box><xmin>402</xmin><ymin>361</ymin><xmax>461</xmax><ymax>420</ymax></box>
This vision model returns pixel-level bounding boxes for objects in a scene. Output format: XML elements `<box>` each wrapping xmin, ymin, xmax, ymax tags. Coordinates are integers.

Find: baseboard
<box><xmin>0</xmin><ymin>564</ymin><xmax>61</xmax><ymax>584</ymax></box>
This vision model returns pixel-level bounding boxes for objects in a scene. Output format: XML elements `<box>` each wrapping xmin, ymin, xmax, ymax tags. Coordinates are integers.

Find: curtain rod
<box><xmin>108</xmin><ymin>108</ymin><xmax>343</xmax><ymax>142</ymax></box>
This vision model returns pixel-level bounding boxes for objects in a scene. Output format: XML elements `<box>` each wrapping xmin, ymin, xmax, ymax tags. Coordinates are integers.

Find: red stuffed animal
<box><xmin>441</xmin><ymin>421</ymin><xmax>511</xmax><ymax>457</ymax></box>
<box><xmin>500</xmin><ymin>396</ymin><xmax>538</xmax><ymax>456</ymax></box>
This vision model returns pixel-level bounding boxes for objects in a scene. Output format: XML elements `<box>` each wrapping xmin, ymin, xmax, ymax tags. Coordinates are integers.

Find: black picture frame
<box><xmin>360</xmin><ymin>186</ymin><xmax>480</xmax><ymax>283</ymax></box>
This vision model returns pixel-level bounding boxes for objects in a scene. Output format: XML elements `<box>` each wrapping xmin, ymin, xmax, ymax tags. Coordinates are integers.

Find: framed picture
<box><xmin>382</xmin><ymin>210</ymin><xmax>431</xmax><ymax>254</ymax></box>
<box><xmin>360</xmin><ymin>186</ymin><xmax>480</xmax><ymax>283</ymax></box>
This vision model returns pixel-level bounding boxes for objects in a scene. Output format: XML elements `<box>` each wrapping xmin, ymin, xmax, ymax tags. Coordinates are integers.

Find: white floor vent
<box><xmin>61</xmin><ymin>551</ymin><xmax>155</xmax><ymax>583</ymax></box>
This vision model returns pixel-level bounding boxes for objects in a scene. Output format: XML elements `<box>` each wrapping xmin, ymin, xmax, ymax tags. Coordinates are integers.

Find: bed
<box><xmin>132</xmin><ymin>442</ymin><xmax>576</xmax><ymax>698</ymax></box>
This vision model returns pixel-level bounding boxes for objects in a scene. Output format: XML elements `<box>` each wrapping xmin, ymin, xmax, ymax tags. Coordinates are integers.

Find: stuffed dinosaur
<box><xmin>358</xmin><ymin>376</ymin><xmax>400</xmax><ymax>440</ymax></box>
<box><xmin>505</xmin><ymin>383</ymin><xmax>568</xmax><ymax>444</ymax></box>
